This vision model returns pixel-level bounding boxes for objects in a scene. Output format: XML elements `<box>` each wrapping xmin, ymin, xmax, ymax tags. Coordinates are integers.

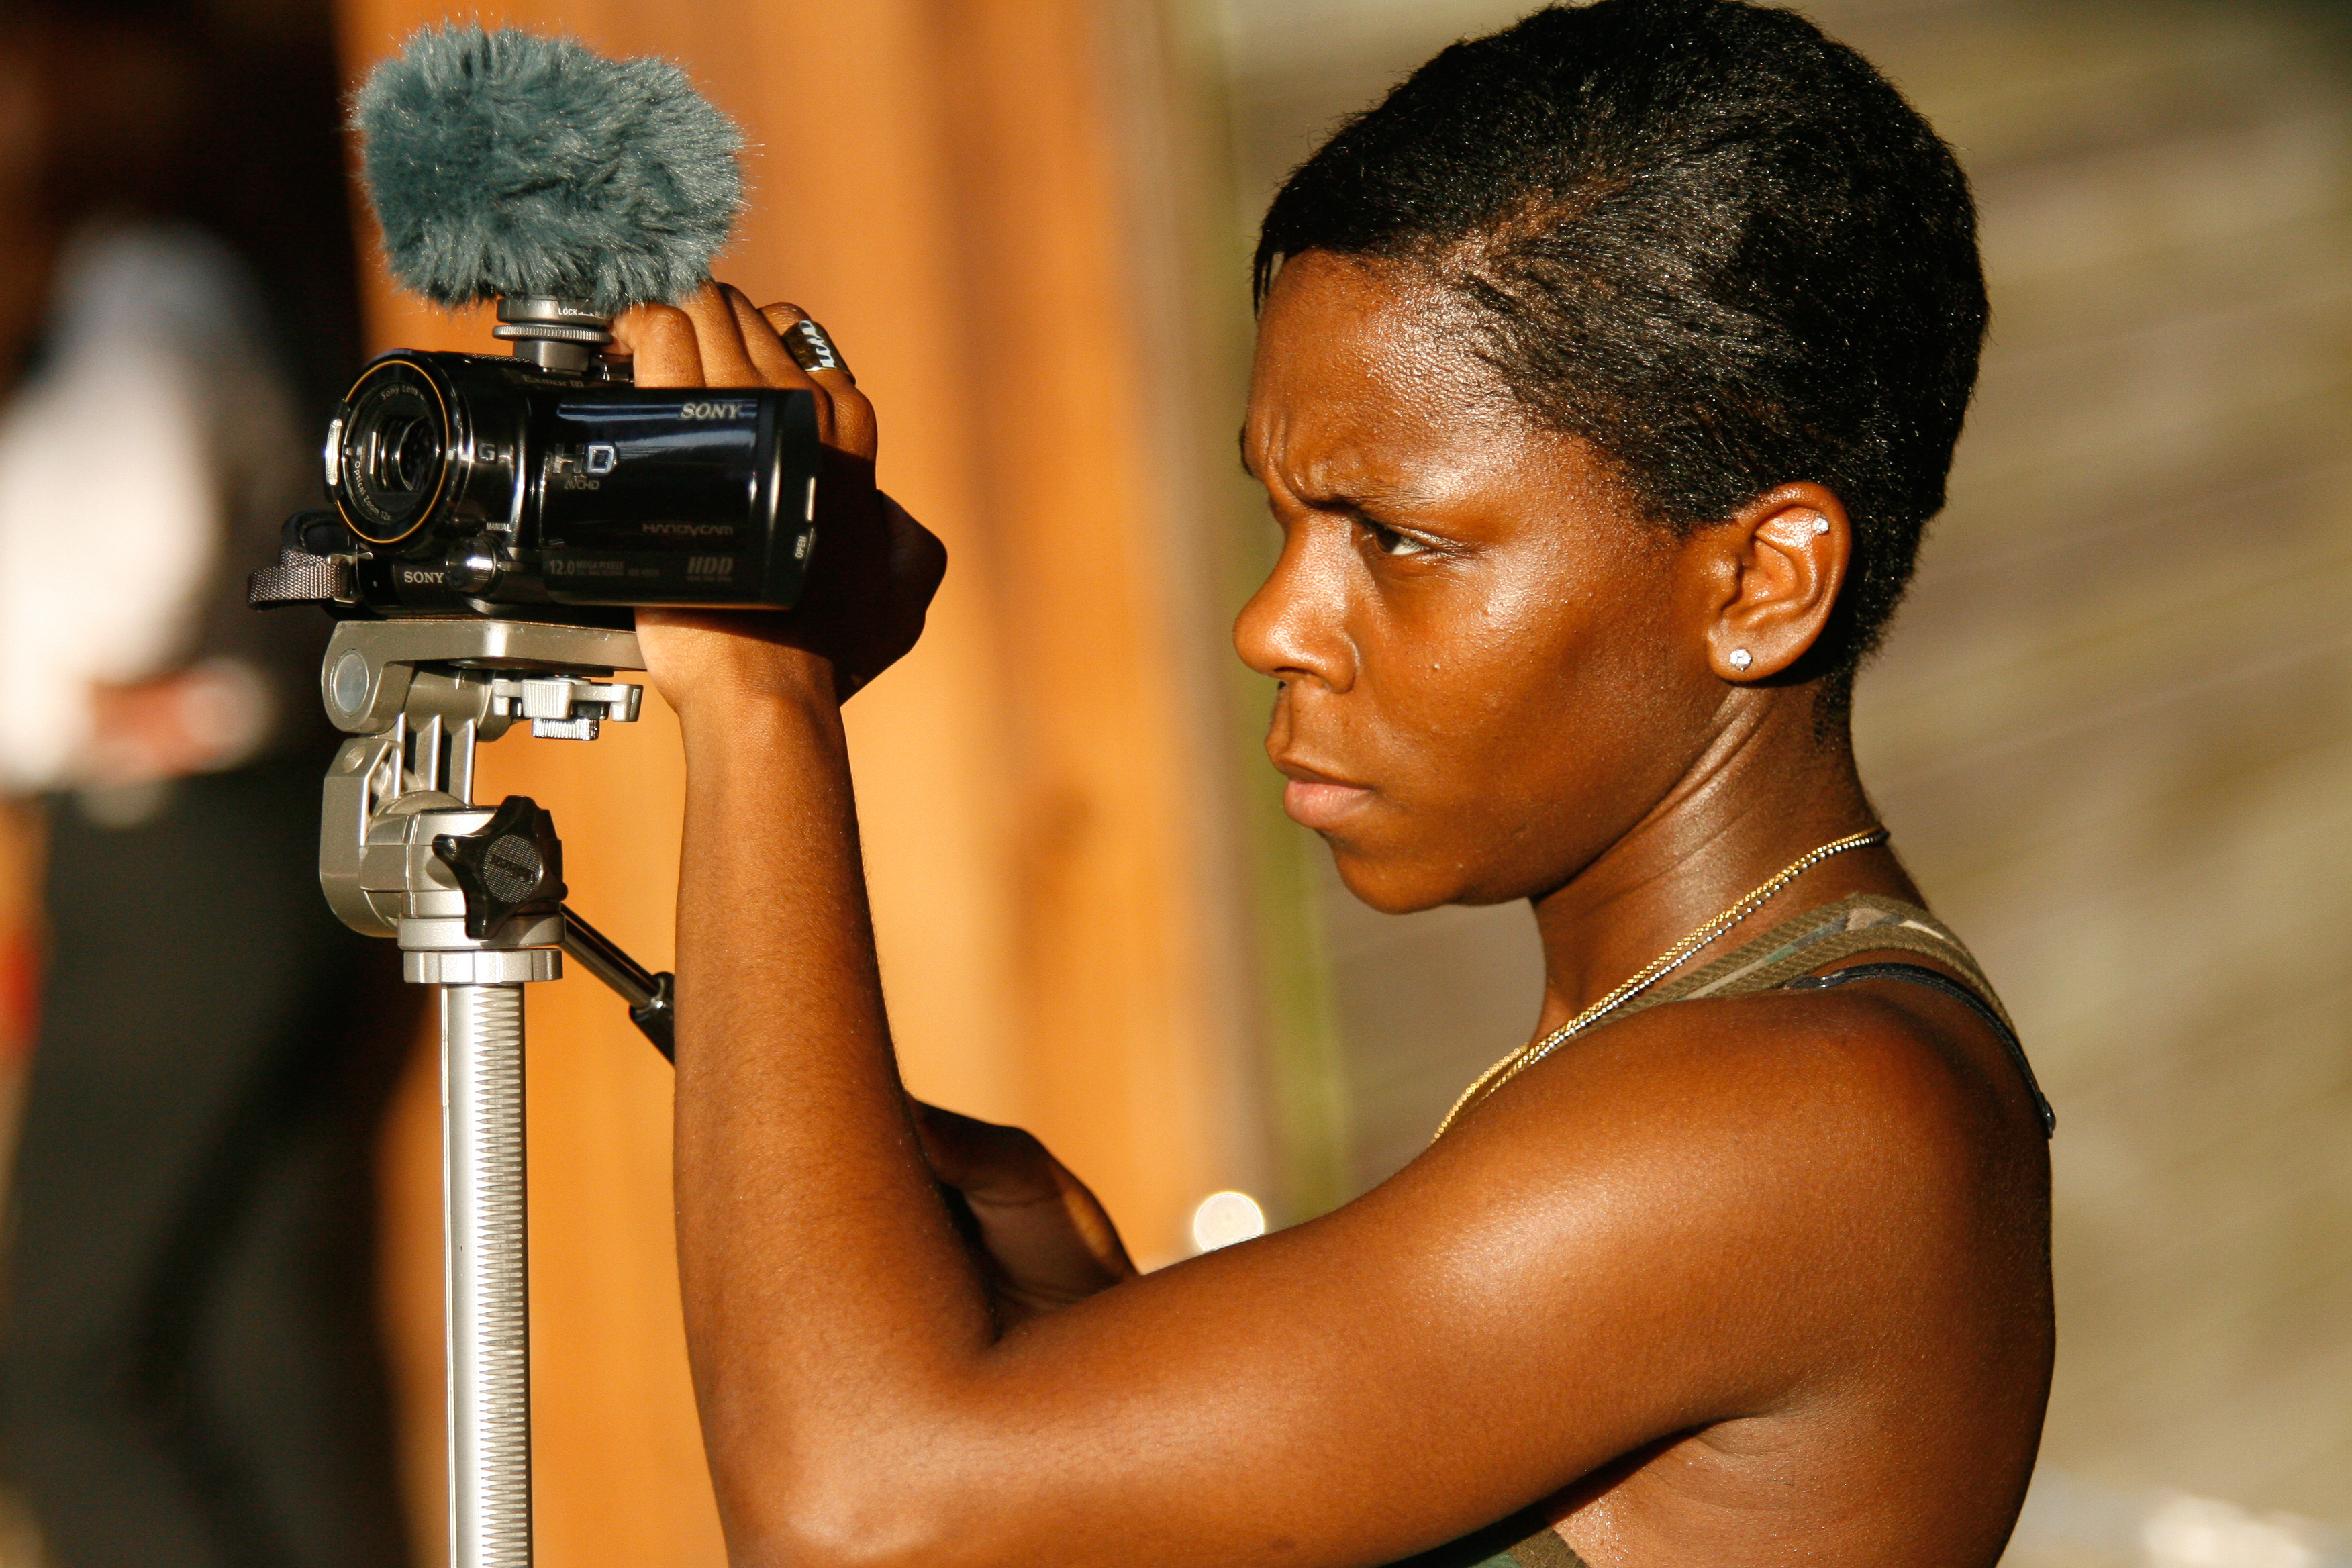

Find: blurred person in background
<box><xmin>0</xmin><ymin>3</ymin><xmax>411</xmax><ymax>1565</ymax></box>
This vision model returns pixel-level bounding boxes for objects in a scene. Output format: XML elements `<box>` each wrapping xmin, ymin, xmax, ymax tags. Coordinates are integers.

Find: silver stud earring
<box><xmin>1812</xmin><ymin>516</ymin><xmax>1830</xmax><ymax>534</ymax></box>
<box><xmin>1729</xmin><ymin>648</ymin><xmax>1753</xmax><ymax>673</ymax></box>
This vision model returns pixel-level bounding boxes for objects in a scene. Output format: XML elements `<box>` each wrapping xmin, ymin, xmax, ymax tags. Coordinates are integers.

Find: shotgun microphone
<box><xmin>358</xmin><ymin>23</ymin><xmax>744</xmax><ymax>324</ymax></box>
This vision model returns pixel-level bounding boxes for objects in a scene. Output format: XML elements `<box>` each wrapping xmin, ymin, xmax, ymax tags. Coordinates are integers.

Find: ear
<box><xmin>1680</xmin><ymin>483</ymin><xmax>1851</xmax><ymax>683</ymax></box>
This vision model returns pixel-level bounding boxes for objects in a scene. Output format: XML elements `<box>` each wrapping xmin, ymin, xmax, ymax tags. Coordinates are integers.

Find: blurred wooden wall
<box><xmin>330</xmin><ymin>1</ymin><xmax>1267</xmax><ymax>1561</ymax></box>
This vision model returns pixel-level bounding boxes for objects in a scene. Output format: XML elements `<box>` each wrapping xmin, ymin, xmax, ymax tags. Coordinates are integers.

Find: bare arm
<box><xmin>627</xmin><ymin>289</ymin><xmax>2030</xmax><ymax>1568</ymax></box>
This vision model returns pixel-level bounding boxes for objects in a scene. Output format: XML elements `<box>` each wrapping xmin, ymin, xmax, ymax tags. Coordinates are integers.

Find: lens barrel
<box><xmin>338</xmin><ymin>362</ymin><xmax>452</xmax><ymax>544</ymax></box>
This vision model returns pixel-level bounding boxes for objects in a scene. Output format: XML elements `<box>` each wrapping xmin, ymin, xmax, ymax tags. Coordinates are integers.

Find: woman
<box><xmin>620</xmin><ymin>2</ymin><xmax>2054</xmax><ymax>1563</ymax></box>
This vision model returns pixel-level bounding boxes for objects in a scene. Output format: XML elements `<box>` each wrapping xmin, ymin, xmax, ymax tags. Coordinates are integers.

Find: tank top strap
<box><xmin>1496</xmin><ymin>1526</ymin><xmax>1590</xmax><ymax>1567</ymax></box>
<box><xmin>1618</xmin><ymin>892</ymin><xmax>2017</xmax><ymax>1036</ymax></box>
<box><xmin>1385</xmin><ymin>1513</ymin><xmax>1591</xmax><ymax>1568</ymax></box>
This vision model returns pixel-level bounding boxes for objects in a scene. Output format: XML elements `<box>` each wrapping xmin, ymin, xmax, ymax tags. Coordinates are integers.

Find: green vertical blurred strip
<box><xmin>1234</xmin><ymin>663</ymin><xmax>1357</xmax><ymax>1224</ymax></box>
<box><xmin>1154</xmin><ymin>0</ymin><xmax>1356</xmax><ymax>1225</ymax></box>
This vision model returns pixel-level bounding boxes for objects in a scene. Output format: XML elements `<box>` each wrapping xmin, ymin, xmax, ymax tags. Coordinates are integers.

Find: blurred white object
<box><xmin>0</xmin><ymin>224</ymin><xmax>289</xmax><ymax>793</ymax></box>
<box><xmin>1191</xmin><ymin>1190</ymin><xmax>1266</xmax><ymax>1252</ymax></box>
<box><xmin>2002</xmin><ymin>1469</ymin><xmax>2347</xmax><ymax>1568</ymax></box>
<box><xmin>2145</xmin><ymin>1495</ymin><xmax>2322</xmax><ymax>1568</ymax></box>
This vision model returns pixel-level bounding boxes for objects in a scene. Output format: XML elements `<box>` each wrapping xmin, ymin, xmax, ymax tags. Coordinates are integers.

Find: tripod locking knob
<box><xmin>432</xmin><ymin>795</ymin><xmax>569</xmax><ymax>940</ymax></box>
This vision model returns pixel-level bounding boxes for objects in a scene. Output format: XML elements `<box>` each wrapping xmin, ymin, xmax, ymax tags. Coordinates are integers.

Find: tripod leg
<box><xmin>441</xmin><ymin>983</ymin><xmax>531</xmax><ymax>1568</ymax></box>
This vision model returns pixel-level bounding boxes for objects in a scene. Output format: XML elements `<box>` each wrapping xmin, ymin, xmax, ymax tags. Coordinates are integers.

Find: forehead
<box><xmin>1245</xmin><ymin>255</ymin><xmax>1494</xmax><ymax>471</ymax></box>
<box><xmin>1244</xmin><ymin>252</ymin><xmax>1616</xmax><ymax>518</ymax></box>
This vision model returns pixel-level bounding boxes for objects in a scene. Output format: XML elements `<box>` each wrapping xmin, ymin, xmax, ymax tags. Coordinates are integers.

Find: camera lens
<box><xmin>334</xmin><ymin>361</ymin><xmax>452</xmax><ymax>544</ymax></box>
<box><xmin>377</xmin><ymin>415</ymin><xmax>442</xmax><ymax>496</ymax></box>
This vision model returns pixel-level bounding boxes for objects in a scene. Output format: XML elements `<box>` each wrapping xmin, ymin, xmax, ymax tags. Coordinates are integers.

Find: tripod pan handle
<box><xmin>558</xmin><ymin>905</ymin><xmax>677</xmax><ymax>1063</ymax></box>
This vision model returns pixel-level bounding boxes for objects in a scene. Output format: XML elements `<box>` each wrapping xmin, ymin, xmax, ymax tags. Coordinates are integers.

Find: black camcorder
<box><xmin>252</xmin><ymin>331</ymin><xmax>824</xmax><ymax>622</ymax></box>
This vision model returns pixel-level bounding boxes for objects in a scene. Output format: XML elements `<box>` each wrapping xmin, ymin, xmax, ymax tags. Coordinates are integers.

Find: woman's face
<box><xmin>1235</xmin><ymin>252</ymin><xmax>1723</xmax><ymax>913</ymax></box>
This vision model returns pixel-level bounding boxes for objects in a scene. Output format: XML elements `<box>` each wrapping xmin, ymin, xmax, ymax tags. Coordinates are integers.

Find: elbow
<box><xmin>732</xmin><ymin>1512</ymin><xmax>942</xmax><ymax>1568</ymax></box>
<box><xmin>720</xmin><ymin>1454</ymin><xmax>979</xmax><ymax>1568</ymax></box>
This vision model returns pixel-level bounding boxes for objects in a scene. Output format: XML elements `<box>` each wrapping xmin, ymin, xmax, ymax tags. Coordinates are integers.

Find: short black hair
<box><xmin>1255</xmin><ymin>0</ymin><xmax>1986</xmax><ymax>712</ymax></box>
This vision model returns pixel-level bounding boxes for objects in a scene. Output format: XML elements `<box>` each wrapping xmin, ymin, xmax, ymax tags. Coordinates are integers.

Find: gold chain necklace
<box><xmin>1430</xmin><ymin>826</ymin><xmax>1890</xmax><ymax>1142</ymax></box>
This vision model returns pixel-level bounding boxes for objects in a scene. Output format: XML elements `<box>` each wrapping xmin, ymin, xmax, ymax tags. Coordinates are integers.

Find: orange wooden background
<box><xmin>331</xmin><ymin>2</ymin><xmax>1268</xmax><ymax>1561</ymax></box>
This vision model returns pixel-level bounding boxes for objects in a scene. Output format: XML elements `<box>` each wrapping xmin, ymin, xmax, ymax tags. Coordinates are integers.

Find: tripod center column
<box><xmin>442</xmin><ymin>979</ymin><xmax>532</xmax><ymax>1568</ymax></box>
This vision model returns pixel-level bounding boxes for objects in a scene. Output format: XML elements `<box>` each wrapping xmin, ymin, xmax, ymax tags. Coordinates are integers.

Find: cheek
<box><xmin>1359</xmin><ymin>560</ymin><xmax>1698</xmax><ymax>888</ymax></box>
<box><xmin>1323</xmin><ymin>619</ymin><xmax>1590</xmax><ymax>912</ymax></box>
<box><xmin>1374</xmin><ymin>566</ymin><xmax>1636</xmax><ymax>770</ymax></box>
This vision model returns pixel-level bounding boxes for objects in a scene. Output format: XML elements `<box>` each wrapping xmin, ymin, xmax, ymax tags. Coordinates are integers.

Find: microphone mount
<box><xmin>493</xmin><ymin>296</ymin><xmax>615</xmax><ymax>374</ymax></box>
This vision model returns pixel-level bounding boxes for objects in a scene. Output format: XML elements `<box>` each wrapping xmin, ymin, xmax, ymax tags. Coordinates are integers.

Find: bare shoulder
<box><xmin>1447</xmin><ymin>973</ymin><xmax>2046</xmax><ymax>1187</ymax></box>
<box><xmin>1414</xmin><ymin>979</ymin><xmax>2056</xmax><ymax>1563</ymax></box>
<box><xmin>1406</xmin><ymin>970</ymin><xmax>2053</xmax><ymax>1386</ymax></box>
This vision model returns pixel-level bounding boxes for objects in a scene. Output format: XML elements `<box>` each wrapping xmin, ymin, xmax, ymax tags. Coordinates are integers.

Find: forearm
<box><xmin>668</xmin><ymin>656</ymin><xmax>997</xmax><ymax>1546</ymax></box>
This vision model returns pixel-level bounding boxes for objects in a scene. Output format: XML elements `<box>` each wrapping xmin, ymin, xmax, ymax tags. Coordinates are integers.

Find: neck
<box><xmin>1527</xmin><ymin>695</ymin><xmax>1912</xmax><ymax>1034</ymax></box>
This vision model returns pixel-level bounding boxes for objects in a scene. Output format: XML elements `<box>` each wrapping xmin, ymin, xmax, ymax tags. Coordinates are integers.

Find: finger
<box><xmin>609</xmin><ymin>303</ymin><xmax>703</xmax><ymax>388</ymax></box>
<box><xmin>742</xmin><ymin>300</ymin><xmax>843</xmax><ymax>448</ymax></box>
<box><xmin>761</xmin><ymin>302</ymin><xmax>855</xmax><ymax>386</ymax></box>
<box><xmin>720</xmin><ymin>285</ymin><xmax>805</xmax><ymax>389</ymax></box>
<box><xmin>762</xmin><ymin>301</ymin><xmax>877</xmax><ymax>463</ymax></box>
<box><xmin>678</xmin><ymin>283</ymin><xmax>764</xmax><ymax>388</ymax></box>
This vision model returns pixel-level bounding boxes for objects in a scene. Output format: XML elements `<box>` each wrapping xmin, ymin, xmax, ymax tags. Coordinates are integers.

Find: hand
<box><xmin>609</xmin><ymin>283</ymin><xmax>946</xmax><ymax>711</ymax></box>
<box><xmin>910</xmin><ymin>1101</ymin><xmax>1140</xmax><ymax>1328</ymax></box>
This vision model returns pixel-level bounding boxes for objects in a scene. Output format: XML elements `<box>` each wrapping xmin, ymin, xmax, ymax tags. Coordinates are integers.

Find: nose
<box><xmin>1234</xmin><ymin>519</ymin><xmax>1355</xmax><ymax>693</ymax></box>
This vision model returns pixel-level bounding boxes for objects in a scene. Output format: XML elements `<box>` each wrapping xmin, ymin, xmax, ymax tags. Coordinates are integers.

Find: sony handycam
<box><xmin>253</xmin><ymin>341</ymin><xmax>823</xmax><ymax>620</ymax></box>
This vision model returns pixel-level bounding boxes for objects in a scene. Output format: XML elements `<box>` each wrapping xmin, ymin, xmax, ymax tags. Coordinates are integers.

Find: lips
<box><xmin>1276</xmin><ymin>763</ymin><xmax>1375</xmax><ymax>831</ymax></box>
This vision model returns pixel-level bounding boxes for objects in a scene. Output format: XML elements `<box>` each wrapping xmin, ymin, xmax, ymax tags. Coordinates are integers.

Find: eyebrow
<box><xmin>1305</xmin><ymin>475</ymin><xmax>1446</xmax><ymax>516</ymax></box>
<box><xmin>1236</xmin><ymin>430</ymin><xmax>1441</xmax><ymax>513</ymax></box>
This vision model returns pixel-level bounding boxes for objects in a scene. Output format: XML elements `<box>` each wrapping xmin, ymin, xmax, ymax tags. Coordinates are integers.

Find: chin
<box><xmin>1326</xmin><ymin>843</ymin><xmax>1476</xmax><ymax>916</ymax></box>
<box><xmin>1325</xmin><ymin>828</ymin><xmax>1556</xmax><ymax>914</ymax></box>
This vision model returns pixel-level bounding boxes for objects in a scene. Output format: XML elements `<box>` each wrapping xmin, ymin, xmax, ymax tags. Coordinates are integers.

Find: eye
<box><xmin>1361</xmin><ymin>517</ymin><xmax>1431</xmax><ymax>558</ymax></box>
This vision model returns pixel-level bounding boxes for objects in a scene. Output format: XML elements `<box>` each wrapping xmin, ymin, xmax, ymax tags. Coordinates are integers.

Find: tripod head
<box><xmin>315</xmin><ymin>615</ymin><xmax>676</xmax><ymax>1050</ymax></box>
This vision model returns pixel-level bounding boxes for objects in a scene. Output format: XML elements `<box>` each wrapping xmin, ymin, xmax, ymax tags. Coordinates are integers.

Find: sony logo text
<box><xmin>680</xmin><ymin>400</ymin><xmax>750</xmax><ymax>420</ymax></box>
